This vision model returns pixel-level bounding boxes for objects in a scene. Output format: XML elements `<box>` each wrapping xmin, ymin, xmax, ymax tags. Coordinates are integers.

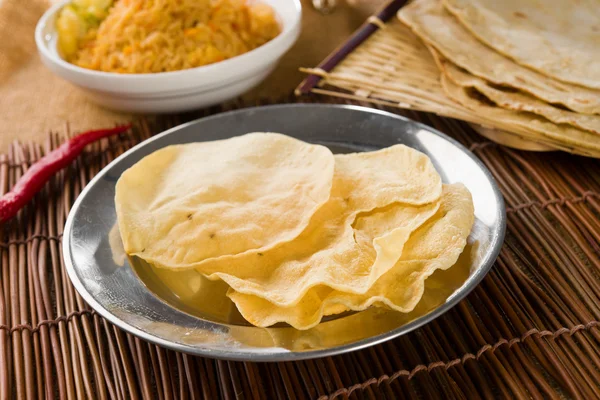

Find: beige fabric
<box><xmin>0</xmin><ymin>0</ymin><xmax>385</xmax><ymax>150</ymax></box>
<box><xmin>0</xmin><ymin>0</ymin><xmax>130</xmax><ymax>147</ymax></box>
<box><xmin>398</xmin><ymin>0</ymin><xmax>600</xmax><ymax>114</ymax></box>
<box><xmin>439</xmin><ymin>57</ymin><xmax>600</xmax><ymax>136</ymax></box>
<box><xmin>443</xmin><ymin>0</ymin><xmax>600</xmax><ymax>89</ymax></box>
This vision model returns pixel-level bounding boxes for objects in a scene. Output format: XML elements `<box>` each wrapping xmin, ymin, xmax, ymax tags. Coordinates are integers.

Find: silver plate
<box><xmin>64</xmin><ymin>104</ymin><xmax>505</xmax><ymax>361</ymax></box>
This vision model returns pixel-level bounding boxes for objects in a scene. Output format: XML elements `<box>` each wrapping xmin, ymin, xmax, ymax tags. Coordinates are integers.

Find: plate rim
<box><xmin>63</xmin><ymin>104</ymin><xmax>506</xmax><ymax>362</ymax></box>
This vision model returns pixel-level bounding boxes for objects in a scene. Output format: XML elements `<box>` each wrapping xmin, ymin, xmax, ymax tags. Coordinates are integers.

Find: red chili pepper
<box><xmin>0</xmin><ymin>124</ymin><xmax>132</xmax><ymax>223</ymax></box>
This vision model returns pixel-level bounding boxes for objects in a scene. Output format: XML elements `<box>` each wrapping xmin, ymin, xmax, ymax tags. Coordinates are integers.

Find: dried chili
<box><xmin>0</xmin><ymin>124</ymin><xmax>132</xmax><ymax>223</ymax></box>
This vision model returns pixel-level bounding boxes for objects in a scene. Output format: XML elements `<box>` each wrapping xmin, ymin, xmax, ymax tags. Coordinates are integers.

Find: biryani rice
<box><xmin>63</xmin><ymin>0</ymin><xmax>280</xmax><ymax>73</ymax></box>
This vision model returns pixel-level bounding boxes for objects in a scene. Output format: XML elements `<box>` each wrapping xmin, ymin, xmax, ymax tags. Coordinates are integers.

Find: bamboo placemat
<box><xmin>1</xmin><ymin>95</ymin><xmax>600</xmax><ymax>399</ymax></box>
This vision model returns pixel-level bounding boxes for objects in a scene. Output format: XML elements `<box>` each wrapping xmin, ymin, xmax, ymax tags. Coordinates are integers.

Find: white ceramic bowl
<box><xmin>35</xmin><ymin>0</ymin><xmax>301</xmax><ymax>113</ymax></box>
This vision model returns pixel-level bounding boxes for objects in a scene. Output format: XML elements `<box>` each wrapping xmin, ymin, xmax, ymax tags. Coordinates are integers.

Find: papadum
<box><xmin>200</xmin><ymin>145</ymin><xmax>442</xmax><ymax>306</ymax></box>
<box><xmin>229</xmin><ymin>184</ymin><xmax>474</xmax><ymax>329</ymax></box>
<box><xmin>116</xmin><ymin>132</ymin><xmax>335</xmax><ymax>267</ymax></box>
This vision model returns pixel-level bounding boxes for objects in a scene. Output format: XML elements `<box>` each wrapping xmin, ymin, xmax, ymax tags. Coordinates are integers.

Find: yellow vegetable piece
<box><xmin>56</xmin><ymin>6</ymin><xmax>87</xmax><ymax>58</ymax></box>
<box><xmin>56</xmin><ymin>1</ymin><xmax>113</xmax><ymax>59</ymax></box>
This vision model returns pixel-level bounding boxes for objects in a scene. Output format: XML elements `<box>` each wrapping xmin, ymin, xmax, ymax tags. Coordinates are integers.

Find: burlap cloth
<box><xmin>0</xmin><ymin>0</ymin><xmax>381</xmax><ymax>150</ymax></box>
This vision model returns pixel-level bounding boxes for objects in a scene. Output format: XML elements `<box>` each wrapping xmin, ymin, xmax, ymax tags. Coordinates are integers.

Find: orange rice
<box><xmin>70</xmin><ymin>0</ymin><xmax>280</xmax><ymax>73</ymax></box>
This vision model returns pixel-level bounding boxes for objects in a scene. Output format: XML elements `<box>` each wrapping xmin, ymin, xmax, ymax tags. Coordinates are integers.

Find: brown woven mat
<box><xmin>2</xmin><ymin>96</ymin><xmax>600</xmax><ymax>399</ymax></box>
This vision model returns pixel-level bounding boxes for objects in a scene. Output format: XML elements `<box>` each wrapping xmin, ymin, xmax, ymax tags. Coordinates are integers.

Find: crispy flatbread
<box><xmin>201</xmin><ymin>146</ymin><xmax>443</xmax><ymax>306</ymax></box>
<box><xmin>443</xmin><ymin>0</ymin><xmax>600</xmax><ymax>89</ymax></box>
<box><xmin>441</xmin><ymin>76</ymin><xmax>600</xmax><ymax>153</ymax></box>
<box><xmin>229</xmin><ymin>184</ymin><xmax>474</xmax><ymax>330</ymax></box>
<box><xmin>438</xmin><ymin>55</ymin><xmax>600</xmax><ymax>136</ymax></box>
<box><xmin>399</xmin><ymin>0</ymin><xmax>600</xmax><ymax>114</ymax></box>
<box><xmin>116</xmin><ymin>132</ymin><xmax>335</xmax><ymax>267</ymax></box>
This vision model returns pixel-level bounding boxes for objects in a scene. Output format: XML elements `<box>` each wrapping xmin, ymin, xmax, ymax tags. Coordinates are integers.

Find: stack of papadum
<box><xmin>115</xmin><ymin>133</ymin><xmax>474</xmax><ymax>329</ymax></box>
<box><xmin>395</xmin><ymin>0</ymin><xmax>600</xmax><ymax>156</ymax></box>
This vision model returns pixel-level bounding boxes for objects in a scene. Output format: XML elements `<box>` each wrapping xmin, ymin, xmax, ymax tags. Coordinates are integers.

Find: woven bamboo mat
<box><xmin>296</xmin><ymin>0</ymin><xmax>600</xmax><ymax>157</ymax></box>
<box><xmin>1</xmin><ymin>96</ymin><xmax>600</xmax><ymax>399</ymax></box>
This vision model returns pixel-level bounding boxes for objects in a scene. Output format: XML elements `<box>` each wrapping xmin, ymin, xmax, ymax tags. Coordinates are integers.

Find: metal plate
<box><xmin>63</xmin><ymin>104</ymin><xmax>505</xmax><ymax>361</ymax></box>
